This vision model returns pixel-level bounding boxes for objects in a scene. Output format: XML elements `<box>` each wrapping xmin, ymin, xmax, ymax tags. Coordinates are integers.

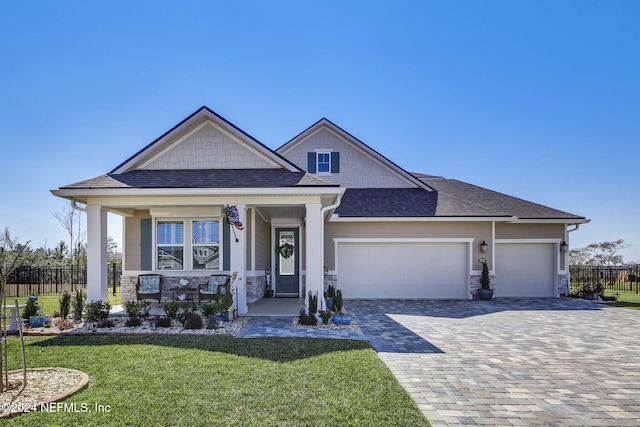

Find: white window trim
<box><xmin>314</xmin><ymin>148</ymin><xmax>333</xmax><ymax>175</ymax></box>
<box><xmin>152</xmin><ymin>215</ymin><xmax>222</xmax><ymax>272</ymax></box>
<box><xmin>155</xmin><ymin>219</ymin><xmax>186</xmax><ymax>271</ymax></box>
<box><xmin>191</xmin><ymin>219</ymin><xmax>222</xmax><ymax>271</ymax></box>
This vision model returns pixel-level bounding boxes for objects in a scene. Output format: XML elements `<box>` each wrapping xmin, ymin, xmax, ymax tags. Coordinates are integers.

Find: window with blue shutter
<box><xmin>330</xmin><ymin>151</ymin><xmax>340</xmax><ymax>173</ymax></box>
<box><xmin>223</xmin><ymin>219</ymin><xmax>231</xmax><ymax>271</ymax></box>
<box><xmin>307</xmin><ymin>152</ymin><xmax>316</xmax><ymax>173</ymax></box>
<box><xmin>308</xmin><ymin>151</ymin><xmax>339</xmax><ymax>174</ymax></box>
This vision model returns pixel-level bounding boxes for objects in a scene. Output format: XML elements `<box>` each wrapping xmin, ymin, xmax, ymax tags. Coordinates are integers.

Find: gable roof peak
<box><xmin>111</xmin><ymin>106</ymin><xmax>303</xmax><ymax>174</ymax></box>
<box><xmin>277</xmin><ymin>117</ymin><xmax>434</xmax><ymax>192</ymax></box>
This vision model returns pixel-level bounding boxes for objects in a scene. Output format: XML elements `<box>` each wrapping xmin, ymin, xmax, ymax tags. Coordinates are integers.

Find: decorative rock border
<box><xmin>19</xmin><ymin>316</ymin><xmax>249</xmax><ymax>337</ymax></box>
<box><xmin>0</xmin><ymin>367</ymin><xmax>90</xmax><ymax>419</ymax></box>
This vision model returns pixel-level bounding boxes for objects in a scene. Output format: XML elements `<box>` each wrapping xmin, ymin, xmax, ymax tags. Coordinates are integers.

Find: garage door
<box><xmin>495</xmin><ymin>243</ymin><xmax>556</xmax><ymax>297</ymax></box>
<box><xmin>337</xmin><ymin>242</ymin><xmax>468</xmax><ymax>299</ymax></box>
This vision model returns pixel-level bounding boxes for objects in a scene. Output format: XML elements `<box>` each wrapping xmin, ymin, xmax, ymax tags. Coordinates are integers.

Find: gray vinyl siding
<box><xmin>282</xmin><ymin>128</ymin><xmax>414</xmax><ymax>188</ymax></box>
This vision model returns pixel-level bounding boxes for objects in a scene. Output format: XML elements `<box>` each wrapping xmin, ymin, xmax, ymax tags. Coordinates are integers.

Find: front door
<box><xmin>275</xmin><ymin>228</ymin><xmax>299</xmax><ymax>297</ymax></box>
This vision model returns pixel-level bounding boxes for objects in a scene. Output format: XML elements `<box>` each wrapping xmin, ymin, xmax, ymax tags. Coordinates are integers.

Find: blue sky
<box><xmin>1</xmin><ymin>1</ymin><xmax>638</xmax><ymax>261</ymax></box>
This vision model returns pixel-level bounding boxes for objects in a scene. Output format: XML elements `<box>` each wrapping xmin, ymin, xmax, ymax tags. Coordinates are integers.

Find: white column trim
<box><xmin>305</xmin><ymin>203</ymin><xmax>324</xmax><ymax>310</ymax></box>
<box><xmin>229</xmin><ymin>204</ymin><xmax>248</xmax><ymax>314</ymax></box>
<box><xmin>86</xmin><ymin>205</ymin><xmax>108</xmax><ymax>302</ymax></box>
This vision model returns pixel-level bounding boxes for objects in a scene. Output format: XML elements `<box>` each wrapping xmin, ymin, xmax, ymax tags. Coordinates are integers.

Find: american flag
<box><xmin>224</xmin><ymin>205</ymin><xmax>244</xmax><ymax>230</ymax></box>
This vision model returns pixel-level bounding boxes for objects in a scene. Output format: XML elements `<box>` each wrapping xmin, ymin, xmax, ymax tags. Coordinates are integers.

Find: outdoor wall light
<box><xmin>480</xmin><ymin>240</ymin><xmax>488</xmax><ymax>253</ymax></box>
<box><xmin>560</xmin><ymin>241</ymin><xmax>569</xmax><ymax>253</ymax></box>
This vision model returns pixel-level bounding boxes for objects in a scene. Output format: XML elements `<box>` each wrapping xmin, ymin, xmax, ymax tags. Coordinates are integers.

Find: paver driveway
<box><xmin>348</xmin><ymin>298</ymin><xmax>640</xmax><ymax>426</ymax></box>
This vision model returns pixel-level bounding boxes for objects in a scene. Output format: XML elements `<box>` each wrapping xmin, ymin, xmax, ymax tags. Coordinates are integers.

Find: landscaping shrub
<box><xmin>570</xmin><ymin>282</ymin><xmax>606</xmax><ymax>299</ymax></box>
<box><xmin>327</xmin><ymin>284</ymin><xmax>336</xmax><ymax>299</ymax></box>
<box><xmin>59</xmin><ymin>290</ymin><xmax>71</xmax><ymax>319</ymax></box>
<box><xmin>98</xmin><ymin>319</ymin><xmax>115</xmax><ymax>328</ymax></box>
<box><xmin>156</xmin><ymin>317</ymin><xmax>172</xmax><ymax>328</ymax></box>
<box><xmin>183</xmin><ymin>312</ymin><xmax>203</xmax><ymax>329</ymax></box>
<box><xmin>480</xmin><ymin>262</ymin><xmax>491</xmax><ymax>289</ymax></box>
<box><xmin>125</xmin><ymin>316</ymin><xmax>142</xmax><ymax>327</ymax></box>
<box><xmin>163</xmin><ymin>300</ymin><xmax>181</xmax><ymax>319</ymax></box>
<box><xmin>320</xmin><ymin>310</ymin><xmax>332</xmax><ymax>325</ymax></box>
<box><xmin>124</xmin><ymin>300</ymin><xmax>151</xmax><ymax>320</ymax></box>
<box><xmin>298</xmin><ymin>312</ymin><xmax>317</xmax><ymax>326</ymax></box>
<box><xmin>219</xmin><ymin>291</ymin><xmax>234</xmax><ymax>315</ymax></box>
<box><xmin>85</xmin><ymin>300</ymin><xmax>111</xmax><ymax>322</ymax></box>
<box><xmin>308</xmin><ymin>290</ymin><xmax>318</xmax><ymax>314</ymax></box>
<box><xmin>333</xmin><ymin>289</ymin><xmax>344</xmax><ymax>313</ymax></box>
<box><xmin>201</xmin><ymin>300</ymin><xmax>222</xmax><ymax>317</ymax></box>
<box><xmin>22</xmin><ymin>295</ymin><xmax>40</xmax><ymax>321</ymax></box>
<box><xmin>73</xmin><ymin>289</ymin><xmax>85</xmax><ymax>320</ymax></box>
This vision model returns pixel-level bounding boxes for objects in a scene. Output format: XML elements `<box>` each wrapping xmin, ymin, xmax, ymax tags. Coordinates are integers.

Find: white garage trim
<box><xmin>334</xmin><ymin>238</ymin><xmax>473</xmax><ymax>299</ymax></box>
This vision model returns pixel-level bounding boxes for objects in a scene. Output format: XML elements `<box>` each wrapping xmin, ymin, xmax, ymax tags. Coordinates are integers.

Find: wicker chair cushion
<box><xmin>201</xmin><ymin>275</ymin><xmax>229</xmax><ymax>294</ymax></box>
<box><xmin>139</xmin><ymin>276</ymin><xmax>161</xmax><ymax>294</ymax></box>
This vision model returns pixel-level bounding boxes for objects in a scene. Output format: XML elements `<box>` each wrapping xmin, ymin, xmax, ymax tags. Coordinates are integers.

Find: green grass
<box><xmin>5</xmin><ymin>290</ymin><xmax>122</xmax><ymax>317</ymax></box>
<box><xmin>3</xmin><ymin>336</ymin><xmax>430</xmax><ymax>427</ymax></box>
<box><xmin>604</xmin><ymin>290</ymin><xmax>640</xmax><ymax>310</ymax></box>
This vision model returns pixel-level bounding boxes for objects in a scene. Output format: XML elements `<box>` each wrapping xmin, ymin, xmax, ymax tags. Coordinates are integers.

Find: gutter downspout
<box><xmin>71</xmin><ymin>200</ymin><xmax>87</xmax><ymax>213</ymax></box>
<box><xmin>318</xmin><ymin>192</ymin><xmax>344</xmax><ymax>309</ymax></box>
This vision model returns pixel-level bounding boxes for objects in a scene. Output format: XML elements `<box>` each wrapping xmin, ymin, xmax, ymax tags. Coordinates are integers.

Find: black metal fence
<box><xmin>570</xmin><ymin>265</ymin><xmax>639</xmax><ymax>294</ymax></box>
<box><xmin>3</xmin><ymin>263</ymin><xmax>122</xmax><ymax>297</ymax></box>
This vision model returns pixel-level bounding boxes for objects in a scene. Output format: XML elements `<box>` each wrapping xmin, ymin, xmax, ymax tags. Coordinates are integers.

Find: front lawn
<box><xmin>3</xmin><ymin>336</ymin><xmax>429</xmax><ymax>426</ymax></box>
<box><xmin>606</xmin><ymin>290</ymin><xmax>640</xmax><ymax>310</ymax></box>
<box><xmin>5</xmin><ymin>290</ymin><xmax>122</xmax><ymax>318</ymax></box>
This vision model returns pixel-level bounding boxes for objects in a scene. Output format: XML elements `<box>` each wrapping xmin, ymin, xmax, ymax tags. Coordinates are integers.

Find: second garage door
<box><xmin>337</xmin><ymin>241</ymin><xmax>469</xmax><ymax>299</ymax></box>
<box><xmin>495</xmin><ymin>243</ymin><xmax>556</xmax><ymax>297</ymax></box>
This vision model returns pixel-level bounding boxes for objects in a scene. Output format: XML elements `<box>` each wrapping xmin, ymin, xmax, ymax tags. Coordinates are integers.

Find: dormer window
<box><xmin>307</xmin><ymin>151</ymin><xmax>340</xmax><ymax>174</ymax></box>
<box><xmin>317</xmin><ymin>152</ymin><xmax>331</xmax><ymax>173</ymax></box>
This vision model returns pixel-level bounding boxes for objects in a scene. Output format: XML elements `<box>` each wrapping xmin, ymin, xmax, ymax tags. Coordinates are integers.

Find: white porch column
<box><xmin>305</xmin><ymin>203</ymin><xmax>324</xmax><ymax>310</ymax></box>
<box><xmin>229</xmin><ymin>204</ymin><xmax>248</xmax><ymax>314</ymax></box>
<box><xmin>86</xmin><ymin>205</ymin><xmax>108</xmax><ymax>302</ymax></box>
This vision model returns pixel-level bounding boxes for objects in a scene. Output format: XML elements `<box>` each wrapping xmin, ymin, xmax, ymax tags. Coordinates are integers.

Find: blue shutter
<box><xmin>330</xmin><ymin>151</ymin><xmax>340</xmax><ymax>173</ymax></box>
<box><xmin>307</xmin><ymin>152</ymin><xmax>316</xmax><ymax>173</ymax></box>
<box><xmin>223</xmin><ymin>219</ymin><xmax>231</xmax><ymax>271</ymax></box>
<box><xmin>140</xmin><ymin>218</ymin><xmax>152</xmax><ymax>271</ymax></box>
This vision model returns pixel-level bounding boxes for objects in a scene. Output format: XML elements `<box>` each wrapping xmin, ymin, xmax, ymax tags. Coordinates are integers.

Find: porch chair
<box><xmin>198</xmin><ymin>274</ymin><xmax>231</xmax><ymax>304</ymax></box>
<box><xmin>136</xmin><ymin>274</ymin><xmax>163</xmax><ymax>303</ymax></box>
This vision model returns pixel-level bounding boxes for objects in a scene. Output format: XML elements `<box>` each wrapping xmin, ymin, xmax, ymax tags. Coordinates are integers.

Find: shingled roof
<box><xmin>335</xmin><ymin>188</ymin><xmax>438</xmax><ymax>217</ymax></box>
<box><xmin>60</xmin><ymin>169</ymin><xmax>338</xmax><ymax>189</ymax></box>
<box><xmin>413</xmin><ymin>173</ymin><xmax>586</xmax><ymax>220</ymax></box>
<box><xmin>332</xmin><ymin>174</ymin><xmax>585</xmax><ymax>220</ymax></box>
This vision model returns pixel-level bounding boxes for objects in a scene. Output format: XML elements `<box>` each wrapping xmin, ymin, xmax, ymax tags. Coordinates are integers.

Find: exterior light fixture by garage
<box><xmin>480</xmin><ymin>240</ymin><xmax>488</xmax><ymax>253</ymax></box>
<box><xmin>560</xmin><ymin>241</ymin><xmax>569</xmax><ymax>253</ymax></box>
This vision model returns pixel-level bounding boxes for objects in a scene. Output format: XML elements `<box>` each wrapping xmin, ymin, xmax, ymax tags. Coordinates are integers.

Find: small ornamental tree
<box><xmin>480</xmin><ymin>262</ymin><xmax>491</xmax><ymax>290</ymax></box>
<box><xmin>0</xmin><ymin>228</ymin><xmax>30</xmax><ymax>392</ymax></box>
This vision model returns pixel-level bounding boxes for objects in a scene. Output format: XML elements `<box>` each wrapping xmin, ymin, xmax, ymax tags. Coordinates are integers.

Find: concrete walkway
<box><xmin>347</xmin><ymin>298</ymin><xmax>640</xmax><ymax>426</ymax></box>
<box><xmin>236</xmin><ymin>315</ymin><xmax>366</xmax><ymax>340</ymax></box>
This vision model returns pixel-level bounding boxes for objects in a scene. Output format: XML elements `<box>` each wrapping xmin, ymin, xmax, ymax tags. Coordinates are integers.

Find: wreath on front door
<box><xmin>279</xmin><ymin>243</ymin><xmax>294</xmax><ymax>259</ymax></box>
